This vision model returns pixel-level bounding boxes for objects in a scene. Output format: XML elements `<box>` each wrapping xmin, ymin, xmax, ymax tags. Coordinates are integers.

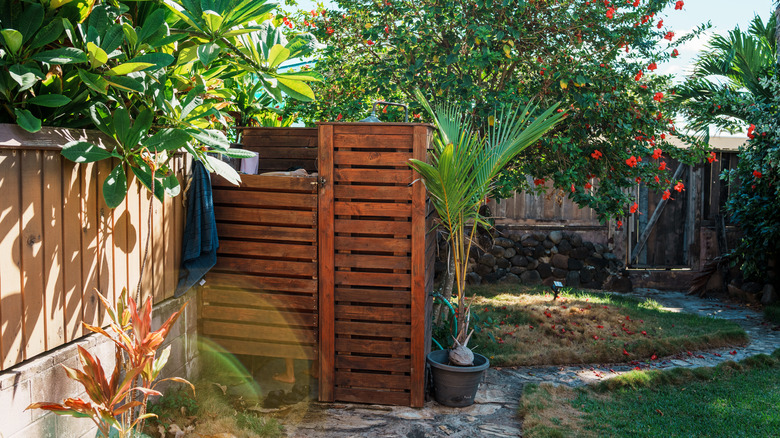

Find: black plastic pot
<box><xmin>426</xmin><ymin>349</ymin><xmax>489</xmax><ymax>407</ymax></box>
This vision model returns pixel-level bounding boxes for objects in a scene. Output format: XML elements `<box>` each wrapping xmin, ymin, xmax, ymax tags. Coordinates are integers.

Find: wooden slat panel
<box><xmin>333</xmin><ymin>169</ymin><xmax>412</xmax><ymax>184</ymax></box>
<box><xmin>335</xmin><ymin>372</ymin><xmax>410</xmax><ymax>391</ymax></box>
<box><xmin>335</xmin><ymin>305</ymin><xmax>410</xmax><ymax>322</ymax></box>
<box><xmin>202</xmin><ymin>320</ymin><xmax>316</xmax><ymax>344</ymax></box>
<box><xmin>335</xmin><ymin>288</ymin><xmax>410</xmax><ymax>305</ymax></box>
<box><xmin>318</xmin><ymin>123</ymin><xmax>335</xmax><ymax>402</ymax></box>
<box><xmin>334</xmin><ymin>185</ymin><xmax>412</xmax><ymax>201</ymax></box>
<box><xmin>216</xmin><ymin>223</ymin><xmax>316</xmax><ymax>242</ymax></box>
<box><xmin>209</xmin><ymin>338</ymin><xmax>315</xmax><ymax>360</ymax></box>
<box><xmin>213</xmin><ymin>189</ymin><xmax>316</xmax><ymax>209</ymax></box>
<box><xmin>112</xmin><ymin>170</ymin><xmax>129</xmax><ymax>306</ymax></box>
<box><xmin>21</xmin><ymin>150</ymin><xmax>45</xmax><ymax>357</ymax></box>
<box><xmin>334</xmin><ymin>219</ymin><xmax>410</xmax><ymax>236</ymax></box>
<box><xmin>332</xmin><ymin>125</ymin><xmax>415</xmax><ymax>138</ymax></box>
<box><xmin>62</xmin><ymin>159</ymin><xmax>83</xmax><ymax>343</ymax></box>
<box><xmin>335</xmin><ymin>338</ymin><xmax>410</xmax><ymax>355</ymax></box>
<box><xmin>334</xmin><ymin>151</ymin><xmax>411</xmax><ymax>167</ymax></box>
<box><xmin>125</xmin><ymin>175</ymin><xmax>142</xmax><ymax>306</ymax></box>
<box><xmin>163</xmin><ymin>176</ymin><xmax>175</xmax><ymax>300</ymax></box>
<box><xmin>202</xmin><ymin>289</ymin><xmax>316</xmax><ymax>311</ymax></box>
<box><xmin>205</xmin><ymin>272</ymin><xmax>317</xmax><ymax>294</ymax></box>
<box><xmin>336</xmin><ymin>356</ymin><xmax>410</xmax><ymax>373</ymax></box>
<box><xmin>81</xmin><ymin>163</ymin><xmax>101</xmax><ymax>334</ymax></box>
<box><xmin>152</xmin><ymin>194</ymin><xmax>165</xmax><ymax>303</ymax></box>
<box><xmin>334</xmin><ymin>254</ymin><xmax>410</xmax><ymax>270</ymax></box>
<box><xmin>335</xmin><ymin>272</ymin><xmax>412</xmax><ymax>288</ymax></box>
<box><xmin>218</xmin><ymin>240</ymin><xmax>317</xmax><ymax>260</ymax></box>
<box><xmin>205</xmin><ymin>306</ymin><xmax>317</xmax><ymax>327</ymax></box>
<box><xmin>214</xmin><ymin>257</ymin><xmax>317</xmax><ymax>277</ymax></box>
<box><xmin>213</xmin><ymin>207</ymin><xmax>316</xmax><ymax>226</ymax></box>
<box><xmin>334</xmin><ymin>202</ymin><xmax>411</xmax><ymax>218</ymax></box>
<box><xmin>335</xmin><ymin>321</ymin><xmax>410</xmax><ymax>338</ymax></box>
<box><xmin>212</xmin><ymin>174</ymin><xmax>317</xmax><ymax>192</ymax></box>
<box><xmin>0</xmin><ymin>151</ymin><xmax>24</xmax><ymax>368</ymax></box>
<box><xmin>96</xmin><ymin>159</ymin><xmax>114</xmax><ymax>324</ymax></box>
<box><xmin>410</xmin><ymin>124</ymin><xmax>429</xmax><ymax>407</ymax></box>
<box><xmin>251</xmin><ymin>147</ymin><xmax>318</xmax><ymax>159</ymax></box>
<box><xmin>333</xmin><ymin>387</ymin><xmax>410</xmax><ymax>406</ymax></box>
<box><xmin>42</xmin><ymin>152</ymin><xmax>64</xmax><ymax>349</ymax></box>
<box><xmin>138</xmin><ymin>188</ymin><xmax>153</xmax><ymax>306</ymax></box>
<box><xmin>335</xmin><ymin>236</ymin><xmax>411</xmax><ymax>252</ymax></box>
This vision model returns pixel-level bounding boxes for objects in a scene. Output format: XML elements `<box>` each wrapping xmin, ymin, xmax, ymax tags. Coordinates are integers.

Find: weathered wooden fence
<box><xmin>0</xmin><ymin>125</ymin><xmax>188</xmax><ymax>371</ymax></box>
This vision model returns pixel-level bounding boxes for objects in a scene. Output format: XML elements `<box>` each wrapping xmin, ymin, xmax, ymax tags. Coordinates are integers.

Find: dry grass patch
<box><xmin>462</xmin><ymin>285</ymin><xmax>747</xmax><ymax>366</ymax></box>
<box><xmin>519</xmin><ymin>383</ymin><xmax>592</xmax><ymax>438</ymax></box>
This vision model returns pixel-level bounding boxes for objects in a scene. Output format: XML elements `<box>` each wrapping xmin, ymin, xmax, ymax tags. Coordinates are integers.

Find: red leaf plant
<box><xmin>27</xmin><ymin>289</ymin><xmax>192</xmax><ymax>438</ymax></box>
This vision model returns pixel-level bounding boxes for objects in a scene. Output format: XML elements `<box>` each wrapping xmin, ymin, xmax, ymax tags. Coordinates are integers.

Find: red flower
<box><xmin>384</xmin><ymin>25</ymin><xmax>389</xmax><ymax>33</ymax></box>
<box><xmin>654</xmin><ymin>175</ymin><xmax>660</xmax><ymax>183</ymax></box>
<box><xmin>571</xmin><ymin>183</ymin><xmax>575</xmax><ymax>192</ymax></box>
<box><xmin>653</xmin><ymin>92</ymin><xmax>664</xmax><ymax>102</ymax></box>
<box><xmin>652</xmin><ymin>148</ymin><xmax>662</xmax><ymax>159</ymax></box>
<box><xmin>632</xmin><ymin>0</ymin><xmax>640</xmax><ymax>6</ymax></box>
<box><xmin>585</xmin><ymin>182</ymin><xmax>592</xmax><ymax>189</ymax></box>
<box><xmin>747</xmin><ymin>124</ymin><xmax>756</xmax><ymax>139</ymax></box>
<box><xmin>635</xmin><ymin>176</ymin><xmax>642</xmax><ymax>183</ymax></box>
<box><xmin>626</xmin><ymin>156</ymin><xmax>638</xmax><ymax>167</ymax></box>
<box><xmin>326</xmin><ymin>27</ymin><xmax>334</xmax><ymax>34</ymax></box>
<box><xmin>662</xmin><ymin>190</ymin><xmax>671</xmax><ymax>200</ymax></box>
<box><xmin>674</xmin><ymin>182</ymin><xmax>684</xmax><ymax>192</ymax></box>
<box><xmin>630</xmin><ymin>202</ymin><xmax>638</xmax><ymax>214</ymax></box>
<box><xmin>730</xmin><ymin>350</ymin><xmax>737</xmax><ymax>355</ymax></box>
<box><xmin>671</xmin><ymin>49</ymin><xmax>679</xmax><ymax>57</ymax></box>
<box><xmin>534</xmin><ymin>178</ymin><xmax>546</xmax><ymax>186</ymax></box>
<box><xmin>635</xmin><ymin>70</ymin><xmax>643</xmax><ymax>81</ymax></box>
<box><xmin>651</xmin><ymin>354</ymin><xmax>657</xmax><ymax>360</ymax></box>
<box><xmin>753</xmin><ymin>170</ymin><xmax>762</xmax><ymax>178</ymax></box>
<box><xmin>366</xmin><ymin>40</ymin><xmax>375</xmax><ymax>46</ymax></box>
<box><xmin>657</xmin><ymin>19</ymin><xmax>663</xmax><ymax>29</ymax></box>
<box><xmin>591</xmin><ymin>149</ymin><xmax>603</xmax><ymax>159</ymax></box>
<box><xmin>664</xmin><ymin>31</ymin><xmax>674</xmax><ymax>41</ymax></box>
<box><xmin>648</xmin><ymin>62</ymin><xmax>657</xmax><ymax>71</ymax></box>
<box><xmin>617</xmin><ymin>220</ymin><xmax>623</xmax><ymax>229</ymax></box>
<box><xmin>623</xmin><ymin>349</ymin><xmax>630</xmax><ymax>356</ymax></box>
<box><xmin>674</xmin><ymin>0</ymin><xmax>684</xmax><ymax>10</ymax></box>
<box><xmin>707</xmin><ymin>152</ymin><xmax>718</xmax><ymax>163</ymax></box>
<box><xmin>641</xmin><ymin>330</ymin><xmax>647</xmax><ymax>335</ymax></box>
<box><xmin>606</xmin><ymin>7</ymin><xmax>615</xmax><ymax>19</ymax></box>
<box><xmin>658</xmin><ymin>161</ymin><xmax>667</xmax><ymax>170</ymax></box>
<box><xmin>336</xmin><ymin>113</ymin><xmax>343</xmax><ymax>121</ymax></box>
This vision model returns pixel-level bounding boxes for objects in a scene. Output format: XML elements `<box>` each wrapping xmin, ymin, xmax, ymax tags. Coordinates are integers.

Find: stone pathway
<box><xmin>264</xmin><ymin>289</ymin><xmax>780</xmax><ymax>437</ymax></box>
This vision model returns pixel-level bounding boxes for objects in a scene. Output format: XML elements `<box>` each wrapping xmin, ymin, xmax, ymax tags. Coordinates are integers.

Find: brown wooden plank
<box><xmin>202</xmin><ymin>320</ymin><xmax>317</xmax><ymax>344</ymax></box>
<box><xmin>333</xmin><ymin>387</ymin><xmax>410</xmax><ymax>406</ymax></box>
<box><xmin>205</xmin><ymin>272</ymin><xmax>317</xmax><ymax>294</ymax></box>
<box><xmin>202</xmin><ymin>289</ymin><xmax>316</xmax><ymax>311</ymax></box>
<box><xmin>335</xmin><ymin>338</ymin><xmax>410</xmax><ymax>355</ymax></box>
<box><xmin>111</xmin><ymin>165</ymin><xmax>129</xmax><ymax>305</ymax></box>
<box><xmin>216</xmin><ymin>223</ymin><xmax>317</xmax><ymax>242</ymax></box>
<box><xmin>173</xmin><ymin>157</ymin><xmax>186</xmax><ymax>296</ymax></box>
<box><xmin>318</xmin><ymin>123</ymin><xmax>335</xmax><ymax>402</ymax></box>
<box><xmin>334</xmin><ymin>254</ymin><xmax>410</xmax><ymax>270</ymax></box>
<box><xmin>335</xmin><ymin>321</ymin><xmax>411</xmax><ymax>338</ymax></box>
<box><xmin>214</xmin><ymin>257</ymin><xmax>317</xmax><ymax>277</ymax></box>
<box><xmin>334</xmin><ymin>219</ymin><xmax>410</xmax><ymax>236</ymax></box>
<box><xmin>335</xmin><ymin>372</ymin><xmax>410</xmax><ymax>391</ymax></box>
<box><xmin>335</xmin><ymin>305</ymin><xmax>410</xmax><ymax>322</ymax></box>
<box><xmin>163</xmin><ymin>175</ymin><xmax>175</xmax><ymax>300</ymax></box>
<box><xmin>334</xmin><ymin>185</ymin><xmax>413</xmax><ymax>201</ymax></box>
<box><xmin>250</xmin><ymin>146</ymin><xmax>318</xmax><ymax>158</ymax></box>
<box><xmin>205</xmin><ymin>306</ymin><xmax>316</xmax><ymax>327</ymax></box>
<box><xmin>20</xmin><ymin>150</ymin><xmax>46</xmax><ymax>357</ymax></box>
<box><xmin>335</xmin><ymin>236</ymin><xmax>411</xmax><ymax>253</ymax></box>
<box><xmin>334</xmin><ymin>151</ymin><xmax>412</xmax><ymax>167</ymax></box>
<box><xmin>213</xmin><ymin>189</ymin><xmax>316</xmax><ymax>209</ymax></box>
<box><xmin>335</xmin><ymin>272</ymin><xmax>412</xmax><ymax>288</ymax></box>
<box><xmin>209</xmin><ymin>338</ymin><xmax>316</xmax><ymax>360</ymax></box>
<box><xmin>334</xmin><ymin>202</ymin><xmax>411</xmax><ymax>218</ymax></box>
<box><xmin>0</xmin><ymin>151</ymin><xmax>24</xmax><ymax>368</ymax></box>
<box><xmin>61</xmin><ymin>159</ymin><xmax>83</xmax><ymax>343</ymax></box>
<box><xmin>138</xmin><ymin>187</ymin><xmax>153</xmax><ymax>306</ymax></box>
<box><xmin>218</xmin><ymin>240</ymin><xmax>317</xmax><ymax>260</ymax></box>
<box><xmin>152</xmin><ymin>192</ymin><xmax>165</xmax><ymax>303</ymax></box>
<box><xmin>42</xmin><ymin>151</ymin><xmax>64</xmax><ymax>349</ymax></box>
<box><xmin>214</xmin><ymin>206</ymin><xmax>316</xmax><ymax>226</ymax></box>
<box><xmin>335</xmin><ymin>356</ymin><xmax>410</xmax><ymax>373</ymax></box>
<box><xmin>96</xmin><ymin>159</ymin><xmax>114</xmax><ymax>324</ymax></box>
<box><xmin>335</xmin><ymin>288</ymin><xmax>411</xmax><ymax>305</ymax></box>
<box><xmin>80</xmin><ymin>162</ymin><xmax>101</xmax><ymax>335</ymax></box>
<box><xmin>258</xmin><ymin>159</ymin><xmax>318</xmax><ymax>173</ymax></box>
<box><xmin>332</xmin><ymin>125</ymin><xmax>415</xmax><ymax>138</ymax></box>
<box><xmin>126</xmin><ymin>175</ymin><xmax>142</xmax><ymax>305</ymax></box>
<box><xmin>410</xmin><ymin>124</ymin><xmax>429</xmax><ymax>407</ymax></box>
<box><xmin>333</xmin><ymin>169</ymin><xmax>412</xmax><ymax>184</ymax></box>
<box><xmin>212</xmin><ymin>174</ymin><xmax>317</xmax><ymax>192</ymax></box>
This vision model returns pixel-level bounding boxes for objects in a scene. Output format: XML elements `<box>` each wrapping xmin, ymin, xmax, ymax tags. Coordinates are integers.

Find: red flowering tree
<box><xmin>288</xmin><ymin>0</ymin><xmax>712</xmax><ymax>220</ymax></box>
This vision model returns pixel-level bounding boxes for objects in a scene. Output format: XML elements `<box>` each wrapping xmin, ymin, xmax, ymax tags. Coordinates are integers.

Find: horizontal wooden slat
<box><xmin>335</xmin><ymin>236</ymin><xmax>411</xmax><ymax>252</ymax></box>
<box><xmin>333</xmin><ymin>169</ymin><xmax>412</xmax><ymax>184</ymax></box>
<box><xmin>334</xmin><ymin>151</ymin><xmax>411</xmax><ymax>167</ymax></box>
<box><xmin>335</xmin><ymin>305</ymin><xmax>411</xmax><ymax>322</ymax></box>
<box><xmin>335</xmin><ymin>272</ymin><xmax>412</xmax><ymax>288</ymax></box>
<box><xmin>214</xmin><ymin>207</ymin><xmax>316</xmax><ymax>226</ymax></box>
<box><xmin>334</xmin><ymin>219</ymin><xmax>410</xmax><ymax>236</ymax></box>
<box><xmin>203</xmin><ymin>320</ymin><xmax>317</xmax><ymax>344</ymax></box>
<box><xmin>335</xmin><ymin>372</ymin><xmax>410</xmax><ymax>390</ymax></box>
<box><xmin>335</xmin><ymin>254</ymin><xmax>410</xmax><ymax>270</ymax></box>
<box><xmin>212</xmin><ymin>174</ymin><xmax>316</xmax><ymax>192</ymax></box>
<box><xmin>205</xmin><ymin>273</ymin><xmax>317</xmax><ymax>293</ymax></box>
<box><xmin>335</xmin><ymin>201</ymin><xmax>411</xmax><ymax>218</ymax></box>
<box><xmin>251</xmin><ymin>147</ymin><xmax>318</xmax><ymax>159</ymax></box>
<box><xmin>335</xmin><ymin>338</ymin><xmax>411</xmax><ymax>355</ymax></box>
<box><xmin>333</xmin><ymin>387</ymin><xmax>410</xmax><ymax>406</ymax></box>
<box><xmin>205</xmin><ymin>306</ymin><xmax>317</xmax><ymax>327</ymax></box>
<box><xmin>336</xmin><ymin>356</ymin><xmax>410</xmax><ymax>373</ymax></box>
<box><xmin>258</xmin><ymin>159</ymin><xmax>318</xmax><ymax>173</ymax></box>
<box><xmin>334</xmin><ymin>185</ymin><xmax>412</xmax><ymax>201</ymax></box>
<box><xmin>335</xmin><ymin>288</ymin><xmax>411</xmax><ymax>305</ymax></box>
<box><xmin>335</xmin><ymin>321</ymin><xmax>411</xmax><ymax>337</ymax></box>
<box><xmin>202</xmin><ymin>289</ymin><xmax>317</xmax><ymax>311</ymax></box>
<box><xmin>213</xmin><ymin>189</ymin><xmax>316</xmax><ymax>209</ymax></box>
<box><xmin>216</xmin><ymin>223</ymin><xmax>317</xmax><ymax>242</ymax></box>
<box><xmin>332</xmin><ymin>125</ymin><xmax>416</xmax><ymax>137</ymax></box>
<box><xmin>215</xmin><ymin>256</ymin><xmax>317</xmax><ymax>277</ymax></box>
<box><xmin>209</xmin><ymin>338</ymin><xmax>316</xmax><ymax>360</ymax></box>
<box><xmin>218</xmin><ymin>240</ymin><xmax>317</xmax><ymax>260</ymax></box>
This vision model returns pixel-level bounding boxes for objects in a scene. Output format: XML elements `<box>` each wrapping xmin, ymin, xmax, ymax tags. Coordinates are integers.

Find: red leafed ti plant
<box><xmin>27</xmin><ymin>288</ymin><xmax>193</xmax><ymax>438</ymax></box>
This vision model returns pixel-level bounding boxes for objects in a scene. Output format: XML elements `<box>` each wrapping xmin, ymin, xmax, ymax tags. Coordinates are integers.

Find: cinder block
<box><xmin>9</xmin><ymin>411</ymin><xmax>56</xmax><ymax>438</ymax></box>
<box><xmin>0</xmin><ymin>378</ymin><xmax>32</xmax><ymax>437</ymax></box>
<box><xmin>55</xmin><ymin>409</ymin><xmax>96</xmax><ymax>438</ymax></box>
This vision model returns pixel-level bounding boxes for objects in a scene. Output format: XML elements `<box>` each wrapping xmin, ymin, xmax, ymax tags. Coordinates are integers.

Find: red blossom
<box><xmin>635</xmin><ymin>176</ymin><xmax>642</xmax><ymax>183</ymax></box>
<box><xmin>635</xmin><ymin>70</ymin><xmax>643</xmax><ymax>81</ymax></box>
<box><xmin>664</xmin><ymin>31</ymin><xmax>674</xmax><ymax>41</ymax></box>
<box><xmin>654</xmin><ymin>175</ymin><xmax>660</xmax><ymax>183</ymax></box>
<box><xmin>662</xmin><ymin>189</ymin><xmax>671</xmax><ymax>200</ymax></box>
<box><xmin>617</xmin><ymin>220</ymin><xmax>623</xmax><ymax>229</ymax></box>
<box><xmin>630</xmin><ymin>202</ymin><xmax>638</xmax><ymax>214</ymax></box>
<box><xmin>672</xmin><ymin>49</ymin><xmax>679</xmax><ymax>57</ymax></box>
<box><xmin>707</xmin><ymin>152</ymin><xmax>718</xmax><ymax>163</ymax></box>
<box><xmin>747</xmin><ymin>124</ymin><xmax>756</xmax><ymax>139</ymax></box>
<box><xmin>651</xmin><ymin>354</ymin><xmax>657</xmax><ymax>360</ymax></box>
<box><xmin>656</xmin><ymin>19</ymin><xmax>663</xmax><ymax>29</ymax></box>
<box><xmin>591</xmin><ymin>149</ymin><xmax>603</xmax><ymax>159</ymax></box>
<box><xmin>534</xmin><ymin>178</ymin><xmax>546</xmax><ymax>186</ymax></box>
<box><xmin>652</xmin><ymin>148</ymin><xmax>662</xmax><ymax>159</ymax></box>
<box><xmin>753</xmin><ymin>170</ymin><xmax>762</xmax><ymax>178</ymax></box>
<box><xmin>674</xmin><ymin>182</ymin><xmax>685</xmax><ymax>192</ymax></box>
<box><xmin>336</xmin><ymin>113</ymin><xmax>343</xmax><ymax>121</ymax></box>
<box><xmin>653</xmin><ymin>92</ymin><xmax>664</xmax><ymax>102</ymax></box>
<box><xmin>648</xmin><ymin>62</ymin><xmax>657</xmax><ymax>71</ymax></box>
<box><xmin>632</xmin><ymin>0</ymin><xmax>640</xmax><ymax>6</ymax></box>
<box><xmin>623</xmin><ymin>349</ymin><xmax>630</xmax><ymax>356</ymax></box>
<box><xmin>625</xmin><ymin>156</ymin><xmax>638</xmax><ymax>167</ymax></box>
<box><xmin>606</xmin><ymin>7</ymin><xmax>615</xmax><ymax>19</ymax></box>
<box><xmin>585</xmin><ymin>182</ymin><xmax>592</xmax><ymax>189</ymax></box>
<box><xmin>658</xmin><ymin>161</ymin><xmax>667</xmax><ymax>170</ymax></box>
<box><xmin>571</xmin><ymin>183</ymin><xmax>575</xmax><ymax>192</ymax></box>
<box><xmin>674</xmin><ymin>0</ymin><xmax>684</xmax><ymax>10</ymax></box>
<box><xmin>366</xmin><ymin>40</ymin><xmax>375</xmax><ymax>46</ymax></box>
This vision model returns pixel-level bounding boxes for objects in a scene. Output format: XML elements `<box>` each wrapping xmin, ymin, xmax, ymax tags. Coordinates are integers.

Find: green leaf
<box><xmin>62</xmin><ymin>141</ymin><xmax>113</xmax><ymax>163</ymax></box>
<box><xmin>29</xmin><ymin>19</ymin><xmax>64</xmax><ymax>49</ymax></box>
<box><xmin>89</xmin><ymin>102</ymin><xmax>114</xmax><ymax>137</ymax></box>
<box><xmin>204</xmin><ymin>154</ymin><xmax>241</xmax><ymax>186</ymax></box>
<box><xmin>100</xmin><ymin>24</ymin><xmax>124</xmax><ymax>53</ymax></box>
<box><xmin>128</xmin><ymin>53</ymin><xmax>175</xmax><ymax>70</ymax></box>
<box><xmin>104</xmin><ymin>62</ymin><xmax>155</xmax><ymax>76</ymax></box>
<box><xmin>113</xmin><ymin>107</ymin><xmax>130</xmax><ymax>145</ymax></box>
<box><xmin>220</xmin><ymin>148</ymin><xmax>256</xmax><ymax>159</ymax></box>
<box><xmin>162</xmin><ymin>173</ymin><xmax>180</xmax><ymax>197</ymax></box>
<box><xmin>14</xmin><ymin>109</ymin><xmax>41</xmax><ymax>132</ymax></box>
<box><xmin>103</xmin><ymin>163</ymin><xmax>128</xmax><ymax>208</ymax></box>
<box><xmin>33</xmin><ymin>47</ymin><xmax>88</xmax><ymax>64</ymax></box>
<box><xmin>86</xmin><ymin>42</ymin><xmax>108</xmax><ymax>69</ymax></box>
<box><xmin>188</xmin><ymin>128</ymin><xmax>229</xmax><ymax>149</ymax></box>
<box><xmin>267</xmin><ymin>44</ymin><xmax>290</xmax><ymax>68</ymax></box>
<box><xmin>201</xmin><ymin>10</ymin><xmax>224</xmax><ymax>33</ymax></box>
<box><xmin>196</xmin><ymin>43</ymin><xmax>221</xmax><ymax>67</ymax></box>
<box><xmin>105</xmin><ymin>76</ymin><xmax>144</xmax><ymax>93</ymax></box>
<box><xmin>8</xmin><ymin>65</ymin><xmax>41</xmax><ymax>91</ymax></box>
<box><xmin>275</xmin><ymin>71</ymin><xmax>324</xmax><ymax>82</ymax></box>
<box><xmin>1</xmin><ymin>29</ymin><xmax>23</xmax><ymax>55</ymax></box>
<box><xmin>18</xmin><ymin>4</ymin><xmax>44</xmax><ymax>44</ymax></box>
<box><xmin>27</xmin><ymin>94</ymin><xmax>72</xmax><ymax>107</ymax></box>
<box><xmin>276</xmin><ymin>77</ymin><xmax>315</xmax><ymax>102</ymax></box>
<box><xmin>143</xmin><ymin>128</ymin><xmax>191</xmax><ymax>152</ymax></box>
<box><xmin>122</xmin><ymin>23</ymin><xmax>138</xmax><ymax>48</ymax></box>
<box><xmin>127</xmin><ymin>109</ymin><xmax>153</xmax><ymax>148</ymax></box>
<box><xmin>78</xmin><ymin>69</ymin><xmax>109</xmax><ymax>94</ymax></box>
<box><xmin>137</xmin><ymin>9</ymin><xmax>167</xmax><ymax>44</ymax></box>
<box><xmin>131</xmin><ymin>162</ymin><xmax>164</xmax><ymax>202</ymax></box>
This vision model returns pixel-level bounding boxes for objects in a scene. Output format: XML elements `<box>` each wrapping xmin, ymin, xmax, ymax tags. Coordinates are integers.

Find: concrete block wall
<box><xmin>0</xmin><ymin>289</ymin><xmax>198</xmax><ymax>438</ymax></box>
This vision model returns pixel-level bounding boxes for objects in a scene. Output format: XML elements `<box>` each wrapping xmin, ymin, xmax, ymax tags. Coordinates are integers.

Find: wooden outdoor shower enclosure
<box><xmin>201</xmin><ymin>123</ymin><xmax>437</xmax><ymax>407</ymax></box>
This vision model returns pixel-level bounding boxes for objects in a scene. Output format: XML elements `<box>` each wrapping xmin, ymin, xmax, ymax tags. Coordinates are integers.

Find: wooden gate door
<box><xmin>317</xmin><ymin>122</ymin><xmax>433</xmax><ymax>407</ymax></box>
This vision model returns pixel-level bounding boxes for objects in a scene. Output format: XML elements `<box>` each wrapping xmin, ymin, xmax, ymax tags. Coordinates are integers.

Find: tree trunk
<box><xmin>433</xmin><ymin>247</ymin><xmax>456</xmax><ymax>325</ymax></box>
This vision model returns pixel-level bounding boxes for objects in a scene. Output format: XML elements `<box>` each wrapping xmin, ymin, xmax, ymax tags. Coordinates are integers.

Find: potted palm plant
<box><xmin>408</xmin><ymin>89</ymin><xmax>563</xmax><ymax>407</ymax></box>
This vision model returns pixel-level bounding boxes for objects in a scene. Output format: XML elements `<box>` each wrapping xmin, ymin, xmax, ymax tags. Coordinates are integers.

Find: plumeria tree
<box><xmin>287</xmin><ymin>0</ymin><xmax>710</xmax><ymax>222</ymax></box>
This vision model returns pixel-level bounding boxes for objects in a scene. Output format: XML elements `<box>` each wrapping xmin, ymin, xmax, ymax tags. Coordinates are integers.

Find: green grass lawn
<box><xmin>450</xmin><ymin>285</ymin><xmax>747</xmax><ymax>366</ymax></box>
<box><xmin>519</xmin><ymin>350</ymin><xmax>780</xmax><ymax>438</ymax></box>
<box><xmin>765</xmin><ymin>304</ymin><xmax>780</xmax><ymax>324</ymax></box>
